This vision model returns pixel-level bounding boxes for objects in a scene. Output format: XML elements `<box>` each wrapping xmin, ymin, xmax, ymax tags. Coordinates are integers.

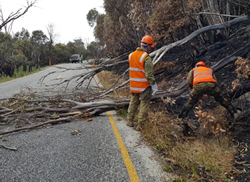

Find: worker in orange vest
<box><xmin>179</xmin><ymin>61</ymin><xmax>237</xmax><ymax>119</ymax></box>
<box><xmin>127</xmin><ymin>35</ymin><xmax>158</xmax><ymax>130</ymax></box>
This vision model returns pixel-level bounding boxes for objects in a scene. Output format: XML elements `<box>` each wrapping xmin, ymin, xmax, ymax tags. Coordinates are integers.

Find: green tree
<box><xmin>14</xmin><ymin>28</ymin><xmax>30</xmax><ymax>40</ymax></box>
<box><xmin>87</xmin><ymin>8</ymin><xmax>99</xmax><ymax>27</ymax></box>
<box><xmin>16</xmin><ymin>36</ymin><xmax>34</xmax><ymax>71</ymax></box>
<box><xmin>52</xmin><ymin>43</ymin><xmax>71</xmax><ymax>64</ymax></box>
<box><xmin>94</xmin><ymin>14</ymin><xmax>105</xmax><ymax>44</ymax></box>
<box><xmin>30</xmin><ymin>30</ymin><xmax>48</xmax><ymax>67</ymax></box>
<box><xmin>0</xmin><ymin>32</ymin><xmax>15</xmax><ymax>76</ymax></box>
<box><xmin>87</xmin><ymin>41</ymin><xmax>99</xmax><ymax>57</ymax></box>
<box><xmin>0</xmin><ymin>32</ymin><xmax>12</xmax><ymax>61</ymax></box>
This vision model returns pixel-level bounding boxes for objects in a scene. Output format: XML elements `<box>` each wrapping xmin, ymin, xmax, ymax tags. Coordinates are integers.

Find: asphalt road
<box><xmin>0</xmin><ymin>63</ymin><xmax>93</xmax><ymax>99</ymax></box>
<box><xmin>0</xmin><ymin>63</ymin><xmax>171</xmax><ymax>182</ymax></box>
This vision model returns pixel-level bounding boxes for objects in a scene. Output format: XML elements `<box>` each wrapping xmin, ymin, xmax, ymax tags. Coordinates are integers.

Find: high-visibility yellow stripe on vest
<box><xmin>129</xmin><ymin>50</ymin><xmax>150</xmax><ymax>93</ymax></box>
<box><xmin>193</xmin><ymin>66</ymin><xmax>216</xmax><ymax>86</ymax></box>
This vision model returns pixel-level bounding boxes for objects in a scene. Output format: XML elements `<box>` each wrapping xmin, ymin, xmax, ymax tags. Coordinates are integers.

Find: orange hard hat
<box><xmin>141</xmin><ymin>35</ymin><xmax>154</xmax><ymax>47</ymax></box>
<box><xmin>195</xmin><ymin>61</ymin><xmax>206</xmax><ymax>67</ymax></box>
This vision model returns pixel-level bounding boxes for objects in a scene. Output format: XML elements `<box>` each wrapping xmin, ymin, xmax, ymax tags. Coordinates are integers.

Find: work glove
<box><xmin>151</xmin><ymin>84</ymin><xmax>158</xmax><ymax>96</ymax></box>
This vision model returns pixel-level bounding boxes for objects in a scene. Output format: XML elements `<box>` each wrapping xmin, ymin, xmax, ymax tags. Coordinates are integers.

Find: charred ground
<box><xmin>152</xmin><ymin>26</ymin><xmax>250</xmax><ymax>181</ymax></box>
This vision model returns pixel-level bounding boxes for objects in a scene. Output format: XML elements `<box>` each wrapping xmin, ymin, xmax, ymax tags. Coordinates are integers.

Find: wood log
<box><xmin>0</xmin><ymin>144</ymin><xmax>19</xmax><ymax>151</ymax></box>
<box><xmin>0</xmin><ymin>105</ymin><xmax>126</xmax><ymax>135</ymax></box>
<box><xmin>0</xmin><ymin>106</ymin><xmax>12</xmax><ymax>114</ymax></box>
<box><xmin>150</xmin><ymin>15</ymin><xmax>250</xmax><ymax>65</ymax></box>
<box><xmin>0</xmin><ymin>117</ymin><xmax>71</xmax><ymax>135</ymax></box>
<box><xmin>212</xmin><ymin>42</ymin><xmax>250</xmax><ymax>72</ymax></box>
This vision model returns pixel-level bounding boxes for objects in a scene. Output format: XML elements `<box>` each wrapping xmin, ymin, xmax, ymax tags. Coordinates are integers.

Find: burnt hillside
<box><xmin>152</xmin><ymin>23</ymin><xmax>250</xmax><ymax>181</ymax></box>
<box><xmin>106</xmin><ymin>19</ymin><xmax>250</xmax><ymax>181</ymax></box>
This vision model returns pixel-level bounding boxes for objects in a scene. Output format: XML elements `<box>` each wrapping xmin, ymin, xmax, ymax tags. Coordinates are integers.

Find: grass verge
<box><xmin>97</xmin><ymin>70</ymin><xmax>237</xmax><ymax>182</ymax></box>
<box><xmin>0</xmin><ymin>66</ymin><xmax>41</xmax><ymax>83</ymax></box>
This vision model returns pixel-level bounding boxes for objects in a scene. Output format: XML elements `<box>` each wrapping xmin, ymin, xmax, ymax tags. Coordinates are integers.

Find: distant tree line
<box><xmin>0</xmin><ymin>0</ymin><xmax>104</xmax><ymax>77</ymax></box>
<box><xmin>0</xmin><ymin>27</ymin><xmax>102</xmax><ymax>77</ymax></box>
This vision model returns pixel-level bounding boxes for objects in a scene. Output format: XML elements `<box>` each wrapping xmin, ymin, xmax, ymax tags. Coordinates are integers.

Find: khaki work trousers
<box><xmin>180</xmin><ymin>82</ymin><xmax>235</xmax><ymax>118</ymax></box>
<box><xmin>127</xmin><ymin>86</ymin><xmax>152</xmax><ymax>123</ymax></box>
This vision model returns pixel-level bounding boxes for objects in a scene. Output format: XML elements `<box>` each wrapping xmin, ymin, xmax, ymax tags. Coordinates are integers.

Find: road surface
<box><xmin>0</xmin><ymin>63</ymin><xmax>171</xmax><ymax>181</ymax></box>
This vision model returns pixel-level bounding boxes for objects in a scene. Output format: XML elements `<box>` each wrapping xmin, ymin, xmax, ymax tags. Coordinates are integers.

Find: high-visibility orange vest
<box><xmin>193</xmin><ymin>66</ymin><xmax>216</xmax><ymax>86</ymax></box>
<box><xmin>129</xmin><ymin>50</ymin><xmax>150</xmax><ymax>93</ymax></box>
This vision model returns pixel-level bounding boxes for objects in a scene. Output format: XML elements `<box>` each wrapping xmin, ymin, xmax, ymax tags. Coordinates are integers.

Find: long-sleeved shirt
<box><xmin>136</xmin><ymin>47</ymin><xmax>156</xmax><ymax>85</ymax></box>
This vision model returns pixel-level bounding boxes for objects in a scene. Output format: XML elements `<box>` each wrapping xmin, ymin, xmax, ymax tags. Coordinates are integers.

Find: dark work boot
<box><xmin>186</xmin><ymin>120</ymin><xmax>198</xmax><ymax>131</ymax></box>
<box><xmin>227</xmin><ymin>105</ymin><xmax>237</xmax><ymax>118</ymax></box>
<box><xmin>228</xmin><ymin>110</ymin><xmax>235</xmax><ymax>118</ymax></box>
<box><xmin>182</xmin><ymin>121</ymin><xmax>198</xmax><ymax>136</ymax></box>
<box><xmin>178</xmin><ymin>110</ymin><xmax>188</xmax><ymax>119</ymax></box>
<box><xmin>127</xmin><ymin>120</ymin><xmax>134</xmax><ymax>127</ymax></box>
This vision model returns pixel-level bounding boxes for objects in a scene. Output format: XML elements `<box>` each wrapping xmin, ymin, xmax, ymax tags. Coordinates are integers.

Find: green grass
<box><xmin>0</xmin><ymin>66</ymin><xmax>41</xmax><ymax>83</ymax></box>
<box><xmin>163</xmin><ymin>166</ymin><xmax>173</xmax><ymax>172</ymax></box>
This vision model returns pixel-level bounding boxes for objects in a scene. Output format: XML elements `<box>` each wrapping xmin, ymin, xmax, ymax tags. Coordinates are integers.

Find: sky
<box><xmin>0</xmin><ymin>0</ymin><xmax>104</xmax><ymax>44</ymax></box>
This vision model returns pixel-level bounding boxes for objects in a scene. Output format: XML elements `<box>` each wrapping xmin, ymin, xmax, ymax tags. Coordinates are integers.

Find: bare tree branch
<box><xmin>193</xmin><ymin>12</ymin><xmax>241</xmax><ymax>18</ymax></box>
<box><xmin>150</xmin><ymin>15</ymin><xmax>250</xmax><ymax>65</ymax></box>
<box><xmin>0</xmin><ymin>117</ymin><xmax>71</xmax><ymax>135</ymax></box>
<box><xmin>0</xmin><ymin>0</ymin><xmax>37</xmax><ymax>32</ymax></box>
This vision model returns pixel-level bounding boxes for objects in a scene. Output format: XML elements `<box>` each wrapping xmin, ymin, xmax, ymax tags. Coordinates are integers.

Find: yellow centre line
<box><xmin>92</xmin><ymin>70</ymin><xmax>139</xmax><ymax>181</ymax></box>
<box><xmin>107</xmin><ymin>111</ymin><xmax>140</xmax><ymax>182</ymax></box>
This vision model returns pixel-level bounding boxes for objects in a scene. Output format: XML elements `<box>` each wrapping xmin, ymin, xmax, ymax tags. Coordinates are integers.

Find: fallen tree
<box><xmin>1</xmin><ymin>15</ymin><xmax>250</xmax><ymax>136</ymax></box>
<box><xmin>38</xmin><ymin>15</ymin><xmax>250</xmax><ymax>98</ymax></box>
